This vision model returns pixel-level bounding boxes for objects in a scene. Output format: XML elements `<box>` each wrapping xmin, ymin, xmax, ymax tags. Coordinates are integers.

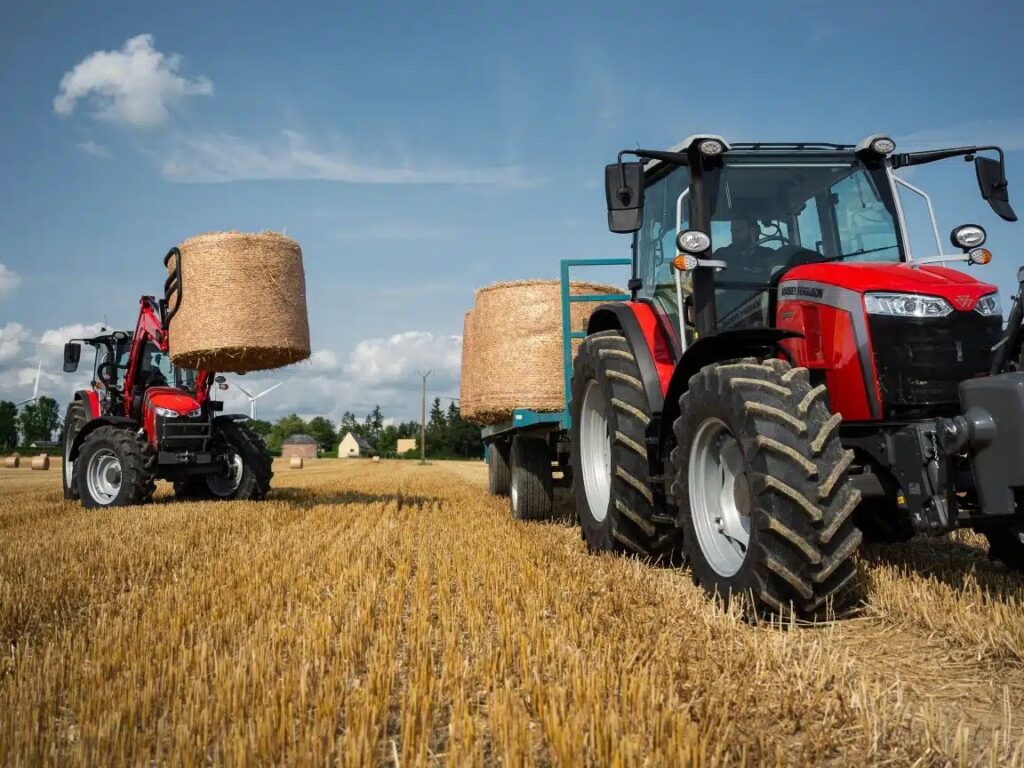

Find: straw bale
<box><xmin>166</xmin><ymin>231</ymin><xmax>310</xmax><ymax>373</ymax></box>
<box><xmin>462</xmin><ymin>280</ymin><xmax>622</xmax><ymax>424</ymax></box>
<box><xmin>289</xmin><ymin>457</ymin><xmax>304</xmax><ymax>470</ymax></box>
<box><xmin>459</xmin><ymin>310</ymin><xmax>476</xmax><ymax>414</ymax></box>
<box><xmin>3</xmin><ymin>456</ymin><xmax>19</xmax><ymax>468</ymax></box>
<box><xmin>30</xmin><ymin>455</ymin><xmax>50</xmax><ymax>471</ymax></box>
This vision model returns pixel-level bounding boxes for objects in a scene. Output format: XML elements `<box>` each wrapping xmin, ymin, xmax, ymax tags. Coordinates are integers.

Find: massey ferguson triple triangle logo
<box><xmin>955</xmin><ymin>295</ymin><xmax>973</xmax><ymax>309</ymax></box>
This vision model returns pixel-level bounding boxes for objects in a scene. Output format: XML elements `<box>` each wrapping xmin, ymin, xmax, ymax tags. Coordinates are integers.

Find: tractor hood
<box><xmin>783</xmin><ymin>262</ymin><xmax>998</xmax><ymax>309</ymax></box>
<box><xmin>145</xmin><ymin>387</ymin><xmax>201</xmax><ymax>415</ymax></box>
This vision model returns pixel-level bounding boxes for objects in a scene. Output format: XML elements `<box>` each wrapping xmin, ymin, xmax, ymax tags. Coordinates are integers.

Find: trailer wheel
<box><xmin>570</xmin><ymin>330</ymin><xmax>681</xmax><ymax>560</ymax></box>
<box><xmin>206</xmin><ymin>420</ymin><xmax>273</xmax><ymax>501</ymax></box>
<box><xmin>76</xmin><ymin>426</ymin><xmax>156</xmax><ymax>508</ymax></box>
<box><xmin>487</xmin><ymin>440</ymin><xmax>511</xmax><ymax>496</ymax></box>
<box><xmin>984</xmin><ymin>523</ymin><xmax>1024</xmax><ymax>573</ymax></box>
<box><xmin>509</xmin><ymin>436</ymin><xmax>553</xmax><ymax>520</ymax></box>
<box><xmin>62</xmin><ymin>401</ymin><xmax>89</xmax><ymax>501</ymax></box>
<box><xmin>671</xmin><ymin>358</ymin><xmax>863</xmax><ymax>619</ymax></box>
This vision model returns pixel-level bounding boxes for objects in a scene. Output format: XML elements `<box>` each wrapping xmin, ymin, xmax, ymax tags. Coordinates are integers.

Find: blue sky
<box><xmin>1</xmin><ymin>0</ymin><xmax>1022</xmax><ymax>422</ymax></box>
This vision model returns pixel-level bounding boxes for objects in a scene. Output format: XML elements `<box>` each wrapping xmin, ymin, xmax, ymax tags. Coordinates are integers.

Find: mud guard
<box><xmin>68</xmin><ymin>416</ymin><xmax>137</xmax><ymax>462</ymax></box>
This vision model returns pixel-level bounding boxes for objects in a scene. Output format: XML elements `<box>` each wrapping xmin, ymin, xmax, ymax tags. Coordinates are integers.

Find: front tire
<box><xmin>671</xmin><ymin>358</ymin><xmax>863</xmax><ymax>619</ymax></box>
<box><xmin>76</xmin><ymin>426</ymin><xmax>156</xmax><ymax>508</ymax></box>
<box><xmin>62</xmin><ymin>401</ymin><xmax>88</xmax><ymax>501</ymax></box>
<box><xmin>205</xmin><ymin>420</ymin><xmax>273</xmax><ymax>501</ymax></box>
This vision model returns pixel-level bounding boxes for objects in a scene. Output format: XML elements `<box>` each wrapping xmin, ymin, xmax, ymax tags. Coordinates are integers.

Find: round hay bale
<box><xmin>30</xmin><ymin>455</ymin><xmax>50</xmax><ymax>471</ymax></box>
<box><xmin>372</xmin><ymin>456</ymin><xmax>381</xmax><ymax>463</ymax></box>
<box><xmin>166</xmin><ymin>231</ymin><xmax>311</xmax><ymax>372</ymax></box>
<box><xmin>3</xmin><ymin>456</ymin><xmax>20</xmax><ymax>468</ymax></box>
<box><xmin>465</xmin><ymin>280</ymin><xmax>622</xmax><ymax>424</ymax></box>
<box><xmin>459</xmin><ymin>309</ymin><xmax>476</xmax><ymax>416</ymax></box>
<box><xmin>289</xmin><ymin>457</ymin><xmax>304</xmax><ymax>469</ymax></box>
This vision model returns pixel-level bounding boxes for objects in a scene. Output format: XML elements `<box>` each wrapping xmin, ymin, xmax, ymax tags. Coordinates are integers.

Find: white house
<box><xmin>338</xmin><ymin>431</ymin><xmax>375</xmax><ymax>458</ymax></box>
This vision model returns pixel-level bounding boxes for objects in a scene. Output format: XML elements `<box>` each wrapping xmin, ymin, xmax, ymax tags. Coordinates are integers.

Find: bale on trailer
<box><xmin>3</xmin><ymin>456</ymin><xmax>19</xmax><ymax>468</ymax></box>
<box><xmin>166</xmin><ymin>231</ymin><xmax>311</xmax><ymax>373</ymax></box>
<box><xmin>289</xmin><ymin>457</ymin><xmax>304</xmax><ymax>470</ymax></box>
<box><xmin>462</xmin><ymin>280</ymin><xmax>620</xmax><ymax>424</ymax></box>
<box><xmin>30</xmin><ymin>455</ymin><xmax>50</xmax><ymax>471</ymax></box>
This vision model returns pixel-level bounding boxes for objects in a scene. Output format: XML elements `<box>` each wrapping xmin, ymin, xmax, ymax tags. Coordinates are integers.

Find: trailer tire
<box><xmin>509</xmin><ymin>436</ymin><xmax>553</xmax><ymax>520</ymax></box>
<box><xmin>488</xmin><ymin>440</ymin><xmax>511</xmax><ymax>496</ymax></box>
<box><xmin>671</xmin><ymin>358</ymin><xmax>863</xmax><ymax>619</ymax></box>
<box><xmin>62</xmin><ymin>401</ymin><xmax>89</xmax><ymax>501</ymax></box>
<box><xmin>570</xmin><ymin>330</ymin><xmax>681</xmax><ymax>560</ymax></box>
<box><xmin>76</xmin><ymin>426</ymin><xmax>156</xmax><ymax>508</ymax></box>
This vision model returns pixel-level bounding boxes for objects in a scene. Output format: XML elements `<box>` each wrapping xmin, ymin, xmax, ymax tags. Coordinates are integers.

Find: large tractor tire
<box><xmin>62</xmin><ymin>401</ymin><xmax>89</xmax><ymax>501</ymax></box>
<box><xmin>983</xmin><ymin>522</ymin><xmax>1024</xmax><ymax>573</ymax></box>
<box><xmin>509</xmin><ymin>436</ymin><xmax>553</xmax><ymax>520</ymax></box>
<box><xmin>202</xmin><ymin>420</ymin><xmax>273</xmax><ymax>501</ymax></box>
<box><xmin>487</xmin><ymin>440</ymin><xmax>511</xmax><ymax>496</ymax></box>
<box><xmin>671</xmin><ymin>358</ymin><xmax>863</xmax><ymax>619</ymax></box>
<box><xmin>76</xmin><ymin>426</ymin><xmax>156</xmax><ymax>508</ymax></box>
<box><xmin>570</xmin><ymin>330</ymin><xmax>681</xmax><ymax>560</ymax></box>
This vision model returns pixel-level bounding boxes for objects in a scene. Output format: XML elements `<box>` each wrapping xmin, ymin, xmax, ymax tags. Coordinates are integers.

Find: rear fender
<box><xmin>74</xmin><ymin>390</ymin><xmax>101</xmax><ymax>419</ymax></box>
<box><xmin>69</xmin><ymin>416</ymin><xmax>137</xmax><ymax>461</ymax></box>
<box><xmin>657</xmin><ymin>328</ymin><xmax>803</xmax><ymax>452</ymax></box>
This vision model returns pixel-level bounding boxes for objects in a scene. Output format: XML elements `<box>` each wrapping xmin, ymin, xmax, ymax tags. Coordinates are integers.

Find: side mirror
<box><xmin>63</xmin><ymin>342</ymin><xmax>81</xmax><ymax>373</ymax></box>
<box><xmin>605</xmin><ymin>161</ymin><xmax>645</xmax><ymax>233</ymax></box>
<box><xmin>975</xmin><ymin>156</ymin><xmax>1017</xmax><ymax>222</ymax></box>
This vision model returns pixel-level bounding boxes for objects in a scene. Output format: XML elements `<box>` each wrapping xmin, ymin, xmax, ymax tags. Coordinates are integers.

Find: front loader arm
<box><xmin>123</xmin><ymin>296</ymin><xmax>169</xmax><ymax>418</ymax></box>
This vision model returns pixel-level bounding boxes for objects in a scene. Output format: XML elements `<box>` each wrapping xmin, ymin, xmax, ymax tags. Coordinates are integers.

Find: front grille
<box><xmin>156</xmin><ymin>414</ymin><xmax>211</xmax><ymax>452</ymax></box>
<box><xmin>868</xmin><ymin>311</ymin><xmax>1001</xmax><ymax>412</ymax></box>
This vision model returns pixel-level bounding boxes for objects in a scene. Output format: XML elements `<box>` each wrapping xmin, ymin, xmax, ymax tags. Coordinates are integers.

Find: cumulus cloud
<box><xmin>0</xmin><ymin>263</ymin><xmax>20</xmax><ymax>298</ymax></box>
<box><xmin>0</xmin><ymin>322</ymin><xmax>104</xmax><ymax>406</ymax></box>
<box><xmin>54</xmin><ymin>34</ymin><xmax>213</xmax><ymax>127</ymax></box>
<box><xmin>160</xmin><ymin>130</ymin><xmax>531</xmax><ymax>186</ymax></box>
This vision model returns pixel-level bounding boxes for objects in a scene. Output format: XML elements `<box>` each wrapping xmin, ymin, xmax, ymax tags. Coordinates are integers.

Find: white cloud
<box><xmin>77</xmin><ymin>140</ymin><xmax>110</xmax><ymax>157</ymax></box>
<box><xmin>897</xmin><ymin>117</ymin><xmax>1024</xmax><ymax>152</ymax></box>
<box><xmin>0</xmin><ymin>263</ymin><xmax>21</xmax><ymax>298</ymax></box>
<box><xmin>54</xmin><ymin>34</ymin><xmax>213</xmax><ymax>127</ymax></box>
<box><xmin>160</xmin><ymin>130</ymin><xmax>531</xmax><ymax>186</ymax></box>
<box><xmin>0</xmin><ymin>323</ymin><xmax>31</xmax><ymax>364</ymax></box>
<box><xmin>0</xmin><ymin>323</ymin><xmax>104</xmax><ymax>406</ymax></box>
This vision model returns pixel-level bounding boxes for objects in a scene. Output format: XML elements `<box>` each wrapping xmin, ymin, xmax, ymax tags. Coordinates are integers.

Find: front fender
<box><xmin>69</xmin><ymin>416</ymin><xmax>137</xmax><ymax>461</ymax></box>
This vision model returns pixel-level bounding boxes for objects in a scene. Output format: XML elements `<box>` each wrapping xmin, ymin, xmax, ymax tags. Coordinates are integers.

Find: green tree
<box><xmin>308</xmin><ymin>416</ymin><xmax>337</xmax><ymax>452</ymax></box>
<box><xmin>363</xmin><ymin>405</ymin><xmax>384</xmax><ymax>448</ymax></box>
<box><xmin>19</xmin><ymin>396</ymin><xmax>61</xmax><ymax>447</ymax></box>
<box><xmin>0</xmin><ymin>401</ymin><xmax>17</xmax><ymax>451</ymax></box>
<box><xmin>247</xmin><ymin>419</ymin><xmax>273</xmax><ymax>437</ymax></box>
<box><xmin>266</xmin><ymin>414</ymin><xmax>308</xmax><ymax>453</ymax></box>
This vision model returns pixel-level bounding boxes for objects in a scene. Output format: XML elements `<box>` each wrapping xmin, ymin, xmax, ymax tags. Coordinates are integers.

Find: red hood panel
<box><xmin>146</xmin><ymin>387</ymin><xmax>201</xmax><ymax>413</ymax></box>
<box><xmin>784</xmin><ymin>262</ymin><xmax>997</xmax><ymax>308</ymax></box>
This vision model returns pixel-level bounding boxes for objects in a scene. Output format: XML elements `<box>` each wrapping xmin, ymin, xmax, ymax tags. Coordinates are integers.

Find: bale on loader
<box><xmin>289</xmin><ymin>457</ymin><xmax>304</xmax><ymax>470</ymax></box>
<box><xmin>30</xmin><ymin>455</ymin><xmax>50</xmax><ymax>471</ymax></box>
<box><xmin>3</xmin><ymin>456</ymin><xmax>19</xmax><ymax>468</ymax></box>
<box><xmin>166</xmin><ymin>231</ymin><xmax>310</xmax><ymax>373</ymax></box>
<box><xmin>461</xmin><ymin>280</ymin><xmax>621</xmax><ymax>424</ymax></box>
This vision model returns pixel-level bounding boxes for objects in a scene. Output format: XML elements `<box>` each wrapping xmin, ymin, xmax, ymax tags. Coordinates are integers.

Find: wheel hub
<box><xmin>85</xmin><ymin>449</ymin><xmax>123</xmax><ymax>506</ymax></box>
<box><xmin>206</xmin><ymin>453</ymin><xmax>244</xmax><ymax>498</ymax></box>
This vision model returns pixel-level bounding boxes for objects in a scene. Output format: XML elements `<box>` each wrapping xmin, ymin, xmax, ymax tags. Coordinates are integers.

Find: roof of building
<box><xmin>283</xmin><ymin>433</ymin><xmax>319</xmax><ymax>445</ymax></box>
<box><xmin>341</xmin><ymin>431</ymin><xmax>374</xmax><ymax>452</ymax></box>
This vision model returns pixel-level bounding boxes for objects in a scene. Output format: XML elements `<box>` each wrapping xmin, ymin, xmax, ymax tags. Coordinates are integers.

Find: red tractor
<box><xmin>557</xmin><ymin>134</ymin><xmax>1019</xmax><ymax>617</ymax></box>
<box><xmin>61</xmin><ymin>283</ymin><xmax>272</xmax><ymax>507</ymax></box>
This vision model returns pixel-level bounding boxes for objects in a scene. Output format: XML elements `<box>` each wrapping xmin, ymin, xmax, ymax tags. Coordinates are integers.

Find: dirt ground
<box><xmin>2</xmin><ymin>458</ymin><xmax>1023</xmax><ymax>766</ymax></box>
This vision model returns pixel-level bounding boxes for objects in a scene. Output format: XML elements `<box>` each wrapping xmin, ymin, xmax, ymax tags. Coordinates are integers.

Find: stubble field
<box><xmin>2</xmin><ymin>458</ymin><xmax>1024</xmax><ymax>766</ymax></box>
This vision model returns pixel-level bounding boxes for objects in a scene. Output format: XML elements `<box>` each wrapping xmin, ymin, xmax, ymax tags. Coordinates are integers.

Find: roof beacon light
<box><xmin>856</xmin><ymin>134</ymin><xmax>896</xmax><ymax>157</ymax></box>
<box><xmin>698</xmin><ymin>139</ymin><xmax>725</xmax><ymax>157</ymax></box>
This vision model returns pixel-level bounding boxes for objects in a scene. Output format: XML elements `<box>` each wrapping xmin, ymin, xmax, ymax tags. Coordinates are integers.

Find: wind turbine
<box><xmin>16</xmin><ymin>362</ymin><xmax>42</xmax><ymax>407</ymax></box>
<box><xmin>233</xmin><ymin>381</ymin><xmax>282</xmax><ymax>419</ymax></box>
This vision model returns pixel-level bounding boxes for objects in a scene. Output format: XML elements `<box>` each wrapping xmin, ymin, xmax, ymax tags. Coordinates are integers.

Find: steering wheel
<box><xmin>752</xmin><ymin>232</ymin><xmax>789</xmax><ymax>250</ymax></box>
<box><xmin>96</xmin><ymin>362</ymin><xmax>118</xmax><ymax>387</ymax></box>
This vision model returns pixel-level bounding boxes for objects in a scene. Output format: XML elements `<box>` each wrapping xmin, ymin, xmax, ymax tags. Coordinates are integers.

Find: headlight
<box><xmin>864</xmin><ymin>293</ymin><xmax>953</xmax><ymax>318</ymax></box>
<box><xmin>184</xmin><ymin>407</ymin><xmax>203</xmax><ymax>418</ymax></box>
<box><xmin>153</xmin><ymin>406</ymin><xmax>179</xmax><ymax>418</ymax></box>
<box><xmin>974</xmin><ymin>293</ymin><xmax>1001</xmax><ymax>316</ymax></box>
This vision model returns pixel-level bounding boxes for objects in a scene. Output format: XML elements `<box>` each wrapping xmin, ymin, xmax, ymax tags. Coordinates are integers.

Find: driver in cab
<box><xmin>713</xmin><ymin>218</ymin><xmax>774</xmax><ymax>269</ymax></box>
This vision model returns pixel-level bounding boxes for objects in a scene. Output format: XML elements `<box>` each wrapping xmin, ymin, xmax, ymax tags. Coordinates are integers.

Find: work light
<box><xmin>870</xmin><ymin>137</ymin><xmax>896</xmax><ymax>155</ymax></box>
<box><xmin>676</xmin><ymin>229</ymin><xmax>711</xmax><ymax>254</ymax></box>
<box><xmin>698</xmin><ymin>139</ymin><xmax>724</xmax><ymax>157</ymax></box>
<box><xmin>952</xmin><ymin>224</ymin><xmax>987</xmax><ymax>250</ymax></box>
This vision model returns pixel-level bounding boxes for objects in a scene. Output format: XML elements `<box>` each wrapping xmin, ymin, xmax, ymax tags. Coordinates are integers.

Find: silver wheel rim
<box><xmin>510</xmin><ymin>467</ymin><xmax>519</xmax><ymax>512</ymax></box>
<box><xmin>64</xmin><ymin>435</ymin><xmax>74</xmax><ymax>489</ymax></box>
<box><xmin>579</xmin><ymin>379</ymin><xmax>611</xmax><ymax>522</ymax></box>
<box><xmin>207</xmin><ymin>454</ymin><xmax>244</xmax><ymax>498</ymax></box>
<box><xmin>688</xmin><ymin>417</ymin><xmax>751</xmax><ymax>577</ymax></box>
<box><xmin>86</xmin><ymin>449</ymin><xmax>122</xmax><ymax>505</ymax></box>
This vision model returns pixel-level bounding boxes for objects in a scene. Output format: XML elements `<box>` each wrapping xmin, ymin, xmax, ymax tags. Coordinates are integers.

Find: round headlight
<box><xmin>951</xmin><ymin>224</ymin><xmax>987</xmax><ymax>250</ymax></box>
<box><xmin>968</xmin><ymin>247</ymin><xmax>993</xmax><ymax>266</ymax></box>
<box><xmin>698</xmin><ymin>139</ymin><xmax>724</xmax><ymax>157</ymax></box>
<box><xmin>676</xmin><ymin>229</ymin><xmax>711</xmax><ymax>254</ymax></box>
<box><xmin>870</xmin><ymin>137</ymin><xmax>896</xmax><ymax>155</ymax></box>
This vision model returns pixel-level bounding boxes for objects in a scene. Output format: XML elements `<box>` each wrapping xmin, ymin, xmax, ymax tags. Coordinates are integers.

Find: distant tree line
<box><xmin>0</xmin><ymin>396</ymin><xmax>62</xmax><ymax>451</ymax></box>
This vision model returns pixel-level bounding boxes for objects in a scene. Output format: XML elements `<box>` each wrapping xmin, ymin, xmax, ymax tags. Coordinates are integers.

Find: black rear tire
<box><xmin>487</xmin><ymin>440</ymin><xmax>511</xmax><ymax>496</ymax></box>
<box><xmin>76</xmin><ymin>426</ymin><xmax>156</xmax><ymax>508</ymax></box>
<box><xmin>984</xmin><ymin>522</ymin><xmax>1024</xmax><ymax>572</ymax></box>
<box><xmin>509</xmin><ymin>436</ymin><xmax>553</xmax><ymax>520</ymax></box>
<box><xmin>206</xmin><ymin>420</ymin><xmax>273</xmax><ymax>501</ymax></box>
<box><xmin>570</xmin><ymin>330</ymin><xmax>681</xmax><ymax>560</ymax></box>
<box><xmin>62</xmin><ymin>401</ymin><xmax>89</xmax><ymax>501</ymax></box>
<box><xmin>671</xmin><ymin>358</ymin><xmax>863</xmax><ymax>620</ymax></box>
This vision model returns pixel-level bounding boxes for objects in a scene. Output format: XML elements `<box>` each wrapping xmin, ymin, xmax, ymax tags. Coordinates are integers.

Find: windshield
<box><xmin>139</xmin><ymin>342</ymin><xmax>198</xmax><ymax>391</ymax></box>
<box><xmin>704</xmin><ymin>155</ymin><xmax>904</xmax><ymax>329</ymax></box>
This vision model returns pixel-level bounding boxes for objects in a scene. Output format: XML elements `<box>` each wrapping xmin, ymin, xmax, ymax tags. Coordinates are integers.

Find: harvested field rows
<box><xmin>2</xmin><ymin>459</ymin><xmax>1024</xmax><ymax>766</ymax></box>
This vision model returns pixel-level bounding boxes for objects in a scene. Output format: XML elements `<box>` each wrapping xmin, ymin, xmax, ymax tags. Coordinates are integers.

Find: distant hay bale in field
<box><xmin>166</xmin><ymin>231</ymin><xmax>311</xmax><ymax>373</ymax></box>
<box><xmin>459</xmin><ymin>310</ymin><xmax>476</xmax><ymax>414</ymax></box>
<box><xmin>462</xmin><ymin>280</ymin><xmax>623</xmax><ymax>424</ymax></box>
<box><xmin>372</xmin><ymin>456</ymin><xmax>381</xmax><ymax>463</ymax></box>
<box><xmin>30</xmin><ymin>455</ymin><xmax>50</xmax><ymax>471</ymax></box>
<box><xmin>3</xmin><ymin>456</ymin><xmax>19</xmax><ymax>468</ymax></box>
<box><xmin>289</xmin><ymin>457</ymin><xmax>304</xmax><ymax>469</ymax></box>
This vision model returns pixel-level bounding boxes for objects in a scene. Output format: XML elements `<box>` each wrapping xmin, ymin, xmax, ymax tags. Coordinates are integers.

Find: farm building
<box><xmin>338</xmin><ymin>431</ymin><xmax>375</xmax><ymax>458</ymax></box>
<box><xmin>281</xmin><ymin>434</ymin><xmax>319</xmax><ymax>459</ymax></box>
<box><xmin>396</xmin><ymin>438</ymin><xmax>417</xmax><ymax>455</ymax></box>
